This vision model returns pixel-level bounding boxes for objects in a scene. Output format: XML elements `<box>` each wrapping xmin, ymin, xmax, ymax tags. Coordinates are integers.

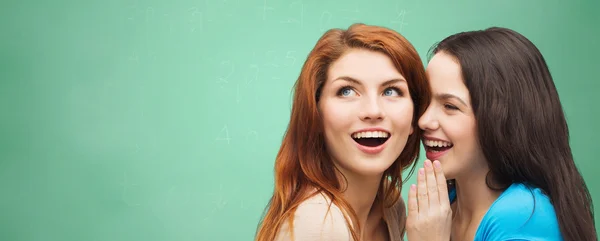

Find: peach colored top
<box><xmin>274</xmin><ymin>192</ymin><xmax>406</xmax><ymax>241</ymax></box>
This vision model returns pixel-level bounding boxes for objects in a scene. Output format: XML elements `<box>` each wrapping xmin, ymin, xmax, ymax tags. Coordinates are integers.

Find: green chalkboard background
<box><xmin>1</xmin><ymin>0</ymin><xmax>598</xmax><ymax>240</ymax></box>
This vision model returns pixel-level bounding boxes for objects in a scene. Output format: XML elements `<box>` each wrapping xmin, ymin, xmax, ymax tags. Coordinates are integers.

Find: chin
<box><xmin>347</xmin><ymin>158</ymin><xmax>396</xmax><ymax>177</ymax></box>
<box><xmin>330</xmin><ymin>141</ymin><xmax>400</xmax><ymax>178</ymax></box>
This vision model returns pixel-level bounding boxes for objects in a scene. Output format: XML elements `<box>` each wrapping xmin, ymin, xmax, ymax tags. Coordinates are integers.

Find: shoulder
<box><xmin>476</xmin><ymin>183</ymin><xmax>563</xmax><ymax>241</ymax></box>
<box><xmin>275</xmin><ymin>193</ymin><xmax>353</xmax><ymax>241</ymax></box>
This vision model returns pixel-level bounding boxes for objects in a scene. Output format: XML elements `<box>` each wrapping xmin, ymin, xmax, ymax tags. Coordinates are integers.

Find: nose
<box><xmin>418</xmin><ymin>105</ymin><xmax>439</xmax><ymax>131</ymax></box>
<box><xmin>359</xmin><ymin>97</ymin><xmax>385</xmax><ymax>121</ymax></box>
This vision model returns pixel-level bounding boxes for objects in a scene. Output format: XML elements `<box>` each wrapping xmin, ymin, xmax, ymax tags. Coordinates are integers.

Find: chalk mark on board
<box><xmin>145</xmin><ymin>7</ymin><xmax>154</xmax><ymax>22</ymax></box>
<box><xmin>129</xmin><ymin>52</ymin><xmax>139</xmax><ymax>63</ymax></box>
<box><xmin>127</xmin><ymin>5</ymin><xmax>137</xmax><ymax>21</ymax></box>
<box><xmin>121</xmin><ymin>172</ymin><xmax>141</xmax><ymax>207</ymax></box>
<box><xmin>320</xmin><ymin>11</ymin><xmax>333</xmax><ymax>32</ymax></box>
<box><xmin>163</xmin><ymin>13</ymin><xmax>173</xmax><ymax>33</ymax></box>
<box><xmin>390</xmin><ymin>6</ymin><xmax>408</xmax><ymax>31</ymax></box>
<box><xmin>202</xmin><ymin>185</ymin><xmax>241</xmax><ymax>221</ymax></box>
<box><xmin>217</xmin><ymin>60</ymin><xmax>235</xmax><ymax>87</ymax></box>
<box><xmin>217</xmin><ymin>0</ymin><xmax>235</xmax><ymax>18</ymax></box>
<box><xmin>147</xmin><ymin>51</ymin><xmax>157</xmax><ymax>61</ymax></box>
<box><xmin>209</xmin><ymin>184</ymin><xmax>228</xmax><ymax>211</ymax></box>
<box><xmin>246</xmin><ymin>64</ymin><xmax>259</xmax><ymax>85</ymax></box>
<box><xmin>340</xmin><ymin>4</ymin><xmax>360</xmax><ymax>21</ymax></box>
<box><xmin>246</xmin><ymin>130</ymin><xmax>259</xmax><ymax>141</ymax></box>
<box><xmin>285</xmin><ymin>51</ymin><xmax>297</xmax><ymax>66</ymax></box>
<box><xmin>199</xmin><ymin>11</ymin><xmax>204</xmax><ymax>31</ymax></box>
<box><xmin>261</xmin><ymin>0</ymin><xmax>275</xmax><ymax>20</ymax></box>
<box><xmin>188</xmin><ymin>7</ymin><xmax>203</xmax><ymax>33</ymax></box>
<box><xmin>216</xmin><ymin>125</ymin><xmax>231</xmax><ymax>144</ymax></box>
<box><xmin>264</xmin><ymin>50</ymin><xmax>279</xmax><ymax>67</ymax></box>
<box><xmin>281</xmin><ymin>1</ymin><xmax>304</xmax><ymax>28</ymax></box>
<box><xmin>236</xmin><ymin>84</ymin><xmax>241</xmax><ymax>103</ymax></box>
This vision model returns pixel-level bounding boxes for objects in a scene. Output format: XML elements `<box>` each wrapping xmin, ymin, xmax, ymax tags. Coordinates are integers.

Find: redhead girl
<box><xmin>255</xmin><ymin>23</ymin><xmax>431</xmax><ymax>241</ymax></box>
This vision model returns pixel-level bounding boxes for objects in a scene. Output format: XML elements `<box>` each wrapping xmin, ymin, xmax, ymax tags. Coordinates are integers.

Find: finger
<box><xmin>407</xmin><ymin>184</ymin><xmax>418</xmax><ymax>220</ymax></box>
<box><xmin>425</xmin><ymin>160</ymin><xmax>440</xmax><ymax>209</ymax></box>
<box><xmin>433</xmin><ymin>160</ymin><xmax>450</xmax><ymax>205</ymax></box>
<box><xmin>417</xmin><ymin>167</ymin><xmax>429</xmax><ymax>212</ymax></box>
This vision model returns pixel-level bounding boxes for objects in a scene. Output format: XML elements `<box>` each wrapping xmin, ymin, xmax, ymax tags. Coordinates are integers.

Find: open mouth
<box><xmin>351</xmin><ymin>131</ymin><xmax>390</xmax><ymax>147</ymax></box>
<box><xmin>423</xmin><ymin>139</ymin><xmax>453</xmax><ymax>152</ymax></box>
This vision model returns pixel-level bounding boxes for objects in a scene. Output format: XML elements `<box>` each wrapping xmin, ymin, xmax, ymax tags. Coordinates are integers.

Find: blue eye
<box><xmin>337</xmin><ymin>86</ymin><xmax>356</xmax><ymax>97</ymax></box>
<box><xmin>342</xmin><ymin>88</ymin><xmax>353</xmax><ymax>96</ymax></box>
<box><xmin>383</xmin><ymin>87</ymin><xmax>401</xmax><ymax>96</ymax></box>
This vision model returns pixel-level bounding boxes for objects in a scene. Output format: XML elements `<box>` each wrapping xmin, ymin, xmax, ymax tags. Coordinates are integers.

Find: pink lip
<box><xmin>352</xmin><ymin>127</ymin><xmax>391</xmax><ymax>155</ymax></box>
<box><xmin>425</xmin><ymin>149</ymin><xmax>450</xmax><ymax>161</ymax></box>
<box><xmin>355</xmin><ymin>141</ymin><xmax>388</xmax><ymax>154</ymax></box>
<box><xmin>422</xmin><ymin>135</ymin><xmax>452</xmax><ymax>161</ymax></box>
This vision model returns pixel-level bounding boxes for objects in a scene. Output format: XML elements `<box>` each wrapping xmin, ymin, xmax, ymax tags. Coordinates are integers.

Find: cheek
<box><xmin>322</xmin><ymin>99</ymin><xmax>355</xmax><ymax>119</ymax></box>
<box><xmin>447</xmin><ymin>119</ymin><xmax>482</xmax><ymax>164</ymax></box>
<box><xmin>320</xmin><ymin>102</ymin><xmax>352</xmax><ymax>135</ymax></box>
<box><xmin>442</xmin><ymin>115</ymin><xmax>475</xmax><ymax>141</ymax></box>
<box><xmin>387</xmin><ymin>102</ymin><xmax>414</xmax><ymax>129</ymax></box>
<box><xmin>455</xmin><ymin>123</ymin><xmax>478</xmax><ymax>147</ymax></box>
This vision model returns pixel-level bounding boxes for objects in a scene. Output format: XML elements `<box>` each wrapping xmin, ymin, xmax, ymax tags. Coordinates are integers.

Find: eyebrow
<box><xmin>333</xmin><ymin>76</ymin><xmax>406</xmax><ymax>86</ymax></box>
<box><xmin>435</xmin><ymin>93</ymin><xmax>468</xmax><ymax>106</ymax></box>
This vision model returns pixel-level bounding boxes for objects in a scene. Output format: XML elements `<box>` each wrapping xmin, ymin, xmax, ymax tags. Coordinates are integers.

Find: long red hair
<box><xmin>255</xmin><ymin>23</ymin><xmax>430</xmax><ymax>241</ymax></box>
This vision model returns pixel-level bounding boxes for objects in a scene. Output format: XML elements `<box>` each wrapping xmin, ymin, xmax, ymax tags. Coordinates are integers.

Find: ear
<box><xmin>409</xmin><ymin>125</ymin><xmax>414</xmax><ymax>135</ymax></box>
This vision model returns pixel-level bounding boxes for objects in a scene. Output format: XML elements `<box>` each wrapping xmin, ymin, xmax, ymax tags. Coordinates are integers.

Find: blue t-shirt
<box><xmin>448</xmin><ymin>183</ymin><xmax>564</xmax><ymax>241</ymax></box>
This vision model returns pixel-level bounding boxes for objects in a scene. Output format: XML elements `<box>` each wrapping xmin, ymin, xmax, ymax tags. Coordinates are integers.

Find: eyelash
<box><xmin>336</xmin><ymin>85</ymin><xmax>404</xmax><ymax>96</ymax></box>
<box><xmin>384</xmin><ymin>86</ymin><xmax>403</xmax><ymax>96</ymax></box>
<box><xmin>444</xmin><ymin>103</ymin><xmax>459</xmax><ymax>110</ymax></box>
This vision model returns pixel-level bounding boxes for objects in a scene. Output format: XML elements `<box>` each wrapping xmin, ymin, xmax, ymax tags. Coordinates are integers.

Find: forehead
<box><xmin>426</xmin><ymin>52</ymin><xmax>471</xmax><ymax>99</ymax></box>
<box><xmin>427</xmin><ymin>53</ymin><xmax>466</xmax><ymax>87</ymax></box>
<box><xmin>327</xmin><ymin>48</ymin><xmax>405</xmax><ymax>83</ymax></box>
<box><xmin>426</xmin><ymin>52</ymin><xmax>462</xmax><ymax>82</ymax></box>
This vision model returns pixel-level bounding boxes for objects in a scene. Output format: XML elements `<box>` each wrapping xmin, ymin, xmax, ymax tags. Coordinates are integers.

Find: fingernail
<box><xmin>434</xmin><ymin>161</ymin><xmax>441</xmax><ymax>168</ymax></box>
<box><xmin>419</xmin><ymin>168</ymin><xmax>424</xmax><ymax>175</ymax></box>
<box><xmin>425</xmin><ymin>160</ymin><xmax>432</xmax><ymax>167</ymax></box>
<box><xmin>411</xmin><ymin>184</ymin><xmax>416</xmax><ymax>190</ymax></box>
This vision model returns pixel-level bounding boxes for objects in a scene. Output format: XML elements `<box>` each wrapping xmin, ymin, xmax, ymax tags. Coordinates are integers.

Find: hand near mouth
<box><xmin>406</xmin><ymin>159</ymin><xmax>452</xmax><ymax>241</ymax></box>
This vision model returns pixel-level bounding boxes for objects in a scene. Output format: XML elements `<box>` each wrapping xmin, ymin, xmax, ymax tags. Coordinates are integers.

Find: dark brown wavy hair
<box><xmin>430</xmin><ymin>27</ymin><xmax>597</xmax><ymax>241</ymax></box>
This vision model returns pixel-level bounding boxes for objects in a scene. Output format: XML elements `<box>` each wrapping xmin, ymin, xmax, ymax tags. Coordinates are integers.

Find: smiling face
<box><xmin>318</xmin><ymin>48</ymin><xmax>414</xmax><ymax>178</ymax></box>
<box><xmin>417</xmin><ymin>52</ymin><xmax>487</xmax><ymax>179</ymax></box>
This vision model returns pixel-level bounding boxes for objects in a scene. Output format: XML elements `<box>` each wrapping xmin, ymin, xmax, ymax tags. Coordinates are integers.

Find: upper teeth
<box><xmin>352</xmin><ymin>131</ymin><xmax>389</xmax><ymax>139</ymax></box>
<box><xmin>424</xmin><ymin>140</ymin><xmax>452</xmax><ymax>147</ymax></box>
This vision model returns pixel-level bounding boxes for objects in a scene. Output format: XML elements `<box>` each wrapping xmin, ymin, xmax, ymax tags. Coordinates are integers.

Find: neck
<box><xmin>453</xmin><ymin>170</ymin><xmax>502</xmax><ymax>223</ymax></box>
<box><xmin>337</xmin><ymin>170</ymin><xmax>382</xmax><ymax>234</ymax></box>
